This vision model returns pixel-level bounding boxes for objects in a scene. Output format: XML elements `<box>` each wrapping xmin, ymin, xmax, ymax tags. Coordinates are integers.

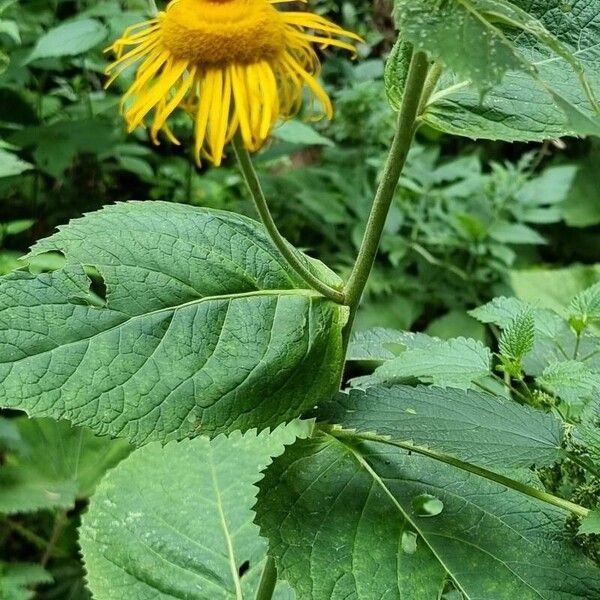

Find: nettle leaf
<box><xmin>470</xmin><ymin>296</ymin><xmax>600</xmax><ymax>376</ymax></box>
<box><xmin>575</xmin><ymin>399</ymin><xmax>600</xmax><ymax>464</ymax></box>
<box><xmin>498</xmin><ymin>307</ymin><xmax>535</xmax><ymax>376</ymax></box>
<box><xmin>367</xmin><ymin>337</ymin><xmax>492</xmax><ymax>390</ymax></box>
<box><xmin>80</xmin><ymin>421</ymin><xmax>309</xmax><ymax>600</ymax></box>
<box><xmin>415</xmin><ymin>0</ymin><xmax>600</xmax><ymax>141</ymax></box>
<box><xmin>319</xmin><ymin>385</ymin><xmax>563</xmax><ymax>468</ymax></box>
<box><xmin>0</xmin><ymin>202</ymin><xmax>348</xmax><ymax>445</ymax></box>
<box><xmin>0</xmin><ymin>562</ymin><xmax>52</xmax><ymax>600</ymax></box>
<box><xmin>347</xmin><ymin>327</ymin><xmax>436</xmax><ymax>363</ymax></box>
<box><xmin>0</xmin><ymin>417</ymin><xmax>130</xmax><ymax>515</ymax></box>
<box><xmin>537</xmin><ymin>361</ymin><xmax>600</xmax><ymax>407</ymax></box>
<box><xmin>256</xmin><ymin>433</ymin><xmax>600</xmax><ymax>600</ymax></box>
<box><xmin>569</xmin><ymin>281</ymin><xmax>600</xmax><ymax>331</ymax></box>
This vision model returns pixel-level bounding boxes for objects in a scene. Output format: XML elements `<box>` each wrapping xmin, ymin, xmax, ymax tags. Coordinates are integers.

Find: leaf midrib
<box><xmin>329</xmin><ymin>433</ymin><xmax>553</xmax><ymax>600</ymax></box>
<box><xmin>0</xmin><ymin>288</ymin><xmax>324</xmax><ymax>368</ymax></box>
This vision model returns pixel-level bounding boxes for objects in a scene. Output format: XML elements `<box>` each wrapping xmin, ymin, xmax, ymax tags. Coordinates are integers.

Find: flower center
<box><xmin>161</xmin><ymin>0</ymin><xmax>288</xmax><ymax>66</ymax></box>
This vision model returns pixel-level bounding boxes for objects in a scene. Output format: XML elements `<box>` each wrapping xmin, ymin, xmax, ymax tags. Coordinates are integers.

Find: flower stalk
<box><xmin>233</xmin><ymin>133</ymin><xmax>345</xmax><ymax>304</ymax></box>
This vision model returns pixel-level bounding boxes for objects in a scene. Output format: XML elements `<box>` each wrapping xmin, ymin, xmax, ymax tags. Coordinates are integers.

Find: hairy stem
<box><xmin>232</xmin><ymin>134</ymin><xmax>345</xmax><ymax>304</ymax></box>
<box><xmin>336</xmin><ymin>430</ymin><xmax>590</xmax><ymax>519</ymax></box>
<box><xmin>254</xmin><ymin>556</ymin><xmax>278</xmax><ymax>600</ymax></box>
<box><xmin>343</xmin><ymin>51</ymin><xmax>430</xmax><ymax>340</ymax></box>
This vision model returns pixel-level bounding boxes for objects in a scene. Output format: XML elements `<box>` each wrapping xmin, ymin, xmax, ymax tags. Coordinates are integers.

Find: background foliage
<box><xmin>1</xmin><ymin>0</ymin><xmax>599</xmax><ymax>598</ymax></box>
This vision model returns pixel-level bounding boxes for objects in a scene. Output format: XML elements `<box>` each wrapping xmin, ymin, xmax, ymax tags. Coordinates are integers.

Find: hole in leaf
<box><xmin>412</xmin><ymin>494</ymin><xmax>444</xmax><ymax>518</ymax></box>
<box><xmin>238</xmin><ymin>560</ymin><xmax>250</xmax><ymax>577</ymax></box>
<box><xmin>85</xmin><ymin>265</ymin><xmax>107</xmax><ymax>303</ymax></box>
<box><xmin>68</xmin><ymin>266</ymin><xmax>107</xmax><ymax>308</ymax></box>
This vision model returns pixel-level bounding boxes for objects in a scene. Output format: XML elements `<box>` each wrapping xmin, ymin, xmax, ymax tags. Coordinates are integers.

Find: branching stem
<box><xmin>232</xmin><ymin>133</ymin><xmax>345</xmax><ymax>304</ymax></box>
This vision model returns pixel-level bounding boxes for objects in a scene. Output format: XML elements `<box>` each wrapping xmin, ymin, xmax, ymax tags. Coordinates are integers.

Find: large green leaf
<box><xmin>256</xmin><ymin>433</ymin><xmax>600</xmax><ymax>599</ymax></box>
<box><xmin>80</xmin><ymin>422</ymin><xmax>310</xmax><ymax>600</ymax></box>
<box><xmin>0</xmin><ymin>202</ymin><xmax>348</xmax><ymax>445</ymax></box>
<box><xmin>369</xmin><ymin>337</ymin><xmax>492</xmax><ymax>390</ymax></box>
<box><xmin>0</xmin><ymin>417</ymin><xmax>130</xmax><ymax>515</ymax></box>
<box><xmin>320</xmin><ymin>385</ymin><xmax>563</xmax><ymax>468</ymax></box>
<box><xmin>398</xmin><ymin>0</ymin><xmax>600</xmax><ymax>141</ymax></box>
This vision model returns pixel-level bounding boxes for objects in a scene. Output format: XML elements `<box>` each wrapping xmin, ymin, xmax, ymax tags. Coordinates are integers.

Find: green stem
<box><xmin>573</xmin><ymin>330</ymin><xmax>582</xmax><ymax>360</ymax></box>
<box><xmin>565</xmin><ymin>450</ymin><xmax>600</xmax><ymax>479</ymax></box>
<box><xmin>254</xmin><ymin>556</ymin><xmax>277</xmax><ymax>600</ymax></box>
<box><xmin>232</xmin><ymin>134</ymin><xmax>345</xmax><ymax>304</ymax></box>
<box><xmin>338</xmin><ymin>430</ymin><xmax>589</xmax><ymax>518</ymax></box>
<box><xmin>490</xmin><ymin>371</ymin><xmax>529</xmax><ymax>404</ymax></box>
<box><xmin>343</xmin><ymin>51</ymin><xmax>430</xmax><ymax>338</ymax></box>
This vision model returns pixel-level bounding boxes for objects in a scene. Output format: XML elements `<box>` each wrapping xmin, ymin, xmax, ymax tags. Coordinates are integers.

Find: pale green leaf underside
<box><xmin>80</xmin><ymin>422</ymin><xmax>309</xmax><ymax>600</ymax></box>
<box><xmin>320</xmin><ymin>385</ymin><xmax>563</xmax><ymax>468</ymax></box>
<box><xmin>408</xmin><ymin>0</ymin><xmax>600</xmax><ymax>141</ymax></box>
<box><xmin>256</xmin><ymin>434</ymin><xmax>600</xmax><ymax>599</ymax></box>
<box><xmin>0</xmin><ymin>417</ymin><xmax>130</xmax><ymax>515</ymax></box>
<box><xmin>0</xmin><ymin>202</ymin><xmax>348</xmax><ymax>445</ymax></box>
<box><xmin>347</xmin><ymin>328</ymin><xmax>436</xmax><ymax>363</ymax></box>
<box><xmin>373</xmin><ymin>337</ymin><xmax>492</xmax><ymax>390</ymax></box>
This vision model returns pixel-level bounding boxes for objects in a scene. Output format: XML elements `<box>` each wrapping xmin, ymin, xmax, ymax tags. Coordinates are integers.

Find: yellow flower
<box><xmin>106</xmin><ymin>0</ymin><xmax>361</xmax><ymax>165</ymax></box>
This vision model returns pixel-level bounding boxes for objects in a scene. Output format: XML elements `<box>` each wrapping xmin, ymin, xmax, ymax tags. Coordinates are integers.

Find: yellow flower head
<box><xmin>106</xmin><ymin>0</ymin><xmax>361</xmax><ymax>165</ymax></box>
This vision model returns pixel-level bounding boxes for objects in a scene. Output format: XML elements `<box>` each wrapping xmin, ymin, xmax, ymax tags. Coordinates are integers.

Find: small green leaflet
<box><xmin>498</xmin><ymin>307</ymin><xmax>535</xmax><ymax>376</ymax></box>
<box><xmin>319</xmin><ymin>385</ymin><xmax>563</xmax><ymax>468</ymax></box>
<box><xmin>81</xmin><ymin>422</ymin><xmax>310</xmax><ymax>600</ymax></box>
<box><xmin>569</xmin><ymin>281</ymin><xmax>600</xmax><ymax>331</ymax></box>
<box><xmin>256</xmin><ymin>433</ymin><xmax>600</xmax><ymax>599</ymax></box>
<box><xmin>0</xmin><ymin>202</ymin><xmax>348</xmax><ymax>445</ymax></box>
<box><xmin>27</xmin><ymin>18</ymin><xmax>107</xmax><ymax>61</ymax></box>
<box><xmin>273</xmin><ymin>120</ymin><xmax>334</xmax><ymax>147</ymax></box>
